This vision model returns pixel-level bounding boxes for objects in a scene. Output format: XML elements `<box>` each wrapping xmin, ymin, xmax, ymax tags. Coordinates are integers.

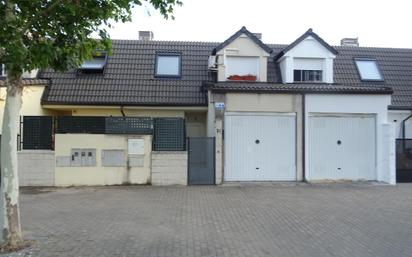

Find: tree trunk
<box><xmin>0</xmin><ymin>72</ymin><xmax>23</xmax><ymax>246</ymax></box>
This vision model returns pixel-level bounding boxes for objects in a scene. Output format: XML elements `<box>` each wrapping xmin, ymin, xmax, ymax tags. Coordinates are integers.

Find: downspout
<box><xmin>120</xmin><ymin>106</ymin><xmax>126</xmax><ymax>117</ymax></box>
<box><xmin>301</xmin><ymin>93</ymin><xmax>306</xmax><ymax>182</ymax></box>
<box><xmin>401</xmin><ymin>112</ymin><xmax>412</xmax><ymax>152</ymax></box>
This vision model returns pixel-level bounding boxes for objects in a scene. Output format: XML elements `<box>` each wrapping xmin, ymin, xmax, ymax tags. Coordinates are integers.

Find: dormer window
<box><xmin>355</xmin><ymin>58</ymin><xmax>384</xmax><ymax>81</ymax></box>
<box><xmin>155</xmin><ymin>53</ymin><xmax>181</xmax><ymax>78</ymax></box>
<box><xmin>226</xmin><ymin>56</ymin><xmax>259</xmax><ymax>81</ymax></box>
<box><xmin>79</xmin><ymin>52</ymin><xmax>107</xmax><ymax>74</ymax></box>
<box><xmin>294</xmin><ymin>70</ymin><xmax>322</xmax><ymax>82</ymax></box>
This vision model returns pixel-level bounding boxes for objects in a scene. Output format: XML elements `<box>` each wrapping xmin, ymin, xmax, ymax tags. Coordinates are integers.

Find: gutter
<box><xmin>120</xmin><ymin>105</ymin><xmax>126</xmax><ymax>117</ymax></box>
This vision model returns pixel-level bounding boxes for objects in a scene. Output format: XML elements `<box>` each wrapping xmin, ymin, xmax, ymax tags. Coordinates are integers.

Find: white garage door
<box><xmin>308</xmin><ymin>115</ymin><xmax>376</xmax><ymax>181</ymax></box>
<box><xmin>224</xmin><ymin>113</ymin><xmax>296</xmax><ymax>181</ymax></box>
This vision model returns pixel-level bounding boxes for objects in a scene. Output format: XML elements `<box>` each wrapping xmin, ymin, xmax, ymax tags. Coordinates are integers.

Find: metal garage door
<box><xmin>224</xmin><ymin>113</ymin><xmax>296</xmax><ymax>181</ymax></box>
<box><xmin>308</xmin><ymin>115</ymin><xmax>376</xmax><ymax>181</ymax></box>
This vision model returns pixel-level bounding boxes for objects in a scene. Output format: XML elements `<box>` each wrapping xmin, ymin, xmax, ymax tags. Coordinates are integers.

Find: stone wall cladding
<box><xmin>151</xmin><ymin>151</ymin><xmax>187</xmax><ymax>185</ymax></box>
<box><xmin>18</xmin><ymin>150</ymin><xmax>55</xmax><ymax>186</ymax></box>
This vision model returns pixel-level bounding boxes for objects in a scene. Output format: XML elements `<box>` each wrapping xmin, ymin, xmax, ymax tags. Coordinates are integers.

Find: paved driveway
<box><xmin>3</xmin><ymin>183</ymin><xmax>412</xmax><ymax>257</ymax></box>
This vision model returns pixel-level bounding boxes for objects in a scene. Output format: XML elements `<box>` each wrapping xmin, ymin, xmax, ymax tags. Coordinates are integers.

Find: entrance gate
<box><xmin>188</xmin><ymin>137</ymin><xmax>215</xmax><ymax>185</ymax></box>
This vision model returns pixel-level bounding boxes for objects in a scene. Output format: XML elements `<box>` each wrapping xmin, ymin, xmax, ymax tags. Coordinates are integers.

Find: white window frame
<box><xmin>354</xmin><ymin>58</ymin><xmax>384</xmax><ymax>81</ymax></box>
<box><xmin>225</xmin><ymin>56</ymin><xmax>260</xmax><ymax>80</ymax></box>
<box><xmin>155</xmin><ymin>53</ymin><xmax>182</xmax><ymax>78</ymax></box>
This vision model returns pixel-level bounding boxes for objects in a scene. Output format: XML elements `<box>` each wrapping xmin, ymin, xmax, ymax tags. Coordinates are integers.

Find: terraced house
<box><xmin>2</xmin><ymin>26</ymin><xmax>412</xmax><ymax>186</ymax></box>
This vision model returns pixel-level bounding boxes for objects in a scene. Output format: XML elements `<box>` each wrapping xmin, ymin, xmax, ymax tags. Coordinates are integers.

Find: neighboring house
<box><xmin>3</xmin><ymin>26</ymin><xmax>412</xmax><ymax>186</ymax></box>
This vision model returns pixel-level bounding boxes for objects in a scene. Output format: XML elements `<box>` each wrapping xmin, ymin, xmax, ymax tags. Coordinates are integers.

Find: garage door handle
<box><xmin>337</xmin><ymin>140</ymin><xmax>342</xmax><ymax>145</ymax></box>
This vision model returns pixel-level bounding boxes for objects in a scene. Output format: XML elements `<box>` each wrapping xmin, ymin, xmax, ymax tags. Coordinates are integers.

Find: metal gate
<box><xmin>188</xmin><ymin>137</ymin><xmax>215</xmax><ymax>185</ymax></box>
<box><xmin>396</xmin><ymin>139</ymin><xmax>412</xmax><ymax>182</ymax></box>
<box><xmin>21</xmin><ymin>116</ymin><xmax>53</xmax><ymax>150</ymax></box>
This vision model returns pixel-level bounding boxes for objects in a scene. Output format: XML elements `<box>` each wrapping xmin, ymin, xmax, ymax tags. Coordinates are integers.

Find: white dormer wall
<box><xmin>216</xmin><ymin>33</ymin><xmax>270</xmax><ymax>82</ymax></box>
<box><xmin>278</xmin><ymin>36</ymin><xmax>336</xmax><ymax>83</ymax></box>
<box><xmin>22</xmin><ymin>69</ymin><xmax>39</xmax><ymax>78</ymax></box>
<box><xmin>0</xmin><ymin>65</ymin><xmax>38</xmax><ymax>79</ymax></box>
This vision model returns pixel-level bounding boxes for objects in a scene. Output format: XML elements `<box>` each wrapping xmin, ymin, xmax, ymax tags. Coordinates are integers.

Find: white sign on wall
<box><xmin>128</xmin><ymin>139</ymin><xmax>145</xmax><ymax>155</ymax></box>
<box><xmin>215</xmin><ymin>102</ymin><xmax>225</xmax><ymax>109</ymax></box>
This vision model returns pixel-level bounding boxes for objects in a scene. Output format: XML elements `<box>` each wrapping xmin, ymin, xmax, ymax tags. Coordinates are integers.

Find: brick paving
<box><xmin>2</xmin><ymin>183</ymin><xmax>412</xmax><ymax>257</ymax></box>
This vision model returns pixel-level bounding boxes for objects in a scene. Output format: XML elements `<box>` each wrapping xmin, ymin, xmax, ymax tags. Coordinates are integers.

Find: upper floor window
<box><xmin>226</xmin><ymin>56</ymin><xmax>259</xmax><ymax>81</ymax></box>
<box><xmin>79</xmin><ymin>52</ymin><xmax>107</xmax><ymax>74</ymax></box>
<box><xmin>355</xmin><ymin>58</ymin><xmax>383</xmax><ymax>81</ymax></box>
<box><xmin>155</xmin><ymin>53</ymin><xmax>181</xmax><ymax>78</ymax></box>
<box><xmin>294</xmin><ymin>70</ymin><xmax>322</xmax><ymax>82</ymax></box>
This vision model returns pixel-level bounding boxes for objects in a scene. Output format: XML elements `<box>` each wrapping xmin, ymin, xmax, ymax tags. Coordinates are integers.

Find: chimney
<box><xmin>139</xmin><ymin>31</ymin><xmax>154</xmax><ymax>41</ymax></box>
<box><xmin>253</xmin><ymin>33</ymin><xmax>262</xmax><ymax>40</ymax></box>
<box><xmin>341</xmin><ymin>38</ymin><xmax>359</xmax><ymax>47</ymax></box>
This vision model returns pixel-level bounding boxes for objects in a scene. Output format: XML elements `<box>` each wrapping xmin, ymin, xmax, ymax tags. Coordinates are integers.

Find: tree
<box><xmin>0</xmin><ymin>0</ymin><xmax>181</xmax><ymax>248</ymax></box>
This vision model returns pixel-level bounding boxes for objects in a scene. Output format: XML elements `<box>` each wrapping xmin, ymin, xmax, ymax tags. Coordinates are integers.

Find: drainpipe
<box><xmin>120</xmin><ymin>106</ymin><xmax>126</xmax><ymax>117</ymax></box>
<box><xmin>301</xmin><ymin>93</ymin><xmax>306</xmax><ymax>182</ymax></box>
<box><xmin>401</xmin><ymin>112</ymin><xmax>412</xmax><ymax>152</ymax></box>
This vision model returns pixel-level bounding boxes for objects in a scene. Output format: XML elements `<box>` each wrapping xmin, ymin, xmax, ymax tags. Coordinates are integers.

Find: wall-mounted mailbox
<box><xmin>71</xmin><ymin>149</ymin><xmax>96</xmax><ymax>167</ymax></box>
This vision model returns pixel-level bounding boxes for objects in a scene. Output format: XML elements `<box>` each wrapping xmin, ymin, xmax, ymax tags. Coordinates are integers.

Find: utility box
<box><xmin>102</xmin><ymin>150</ymin><xmax>126</xmax><ymax>167</ymax></box>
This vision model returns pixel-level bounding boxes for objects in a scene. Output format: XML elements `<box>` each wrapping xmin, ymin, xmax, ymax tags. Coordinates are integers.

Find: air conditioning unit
<box><xmin>208</xmin><ymin>55</ymin><xmax>217</xmax><ymax>70</ymax></box>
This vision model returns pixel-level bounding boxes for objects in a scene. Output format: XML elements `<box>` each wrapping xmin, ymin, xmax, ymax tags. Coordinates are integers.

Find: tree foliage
<box><xmin>0</xmin><ymin>0</ymin><xmax>181</xmax><ymax>248</ymax></box>
<box><xmin>0</xmin><ymin>0</ymin><xmax>182</xmax><ymax>75</ymax></box>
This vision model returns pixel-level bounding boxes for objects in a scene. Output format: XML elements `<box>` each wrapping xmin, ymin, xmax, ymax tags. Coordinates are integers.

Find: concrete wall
<box><xmin>225</xmin><ymin>93</ymin><xmax>299</xmax><ymax>112</ymax></box>
<box><xmin>210</xmin><ymin>92</ymin><xmax>303</xmax><ymax>183</ymax></box>
<box><xmin>216</xmin><ymin>33</ymin><xmax>270</xmax><ymax>82</ymax></box>
<box><xmin>305</xmin><ymin>94</ymin><xmax>392</xmax><ymax>183</ymax></box>
<box><xmin>151</xmin><ymin>151</ymin><xmax>188</xmax><ymax>185</ymax></box>
<box><xmin>54</xmin><ymin>134</ymin><xmax>152</xmax><ymax>186</ymax></box>
<box><xmin>18</xmin><ymin>150</ymin><xmax>55</xmax><ymax>186</ymax></box>
<box><xmin>185</xmin><ymin>112</ymin><xmax>207</xmax><ymax>137</ymax></box>
<box><xmin>278</xmin><ymin>35</ymin><xmax>336</xmax><ymax>83</ymax></box>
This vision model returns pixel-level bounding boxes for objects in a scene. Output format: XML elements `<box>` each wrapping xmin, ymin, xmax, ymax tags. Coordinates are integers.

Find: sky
<box><xmin>108</xmin><ymin>0</ymin><xmax>412</xmax><ymax>48</ymax></box>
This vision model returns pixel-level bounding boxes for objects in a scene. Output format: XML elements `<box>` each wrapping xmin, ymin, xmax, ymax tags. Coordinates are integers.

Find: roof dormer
<box><xmin>212</xmin><ymin>26</ymin><xmax>272</xmax><ymax>82</ymax></box>
<box><xmin>276</xmin><ymin>29</ymin><xmax>337</xmax><ymax>84</ymax></box>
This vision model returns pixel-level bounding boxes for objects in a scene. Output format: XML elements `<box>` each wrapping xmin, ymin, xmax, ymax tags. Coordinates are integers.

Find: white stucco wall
<box><xmin>216</xmin><ymin>33</ymin><xmax>270</xmax><ymax>82</ymax></box>
<box><xmin>215</xmin><ymin>92</ymin><xmax>304</xmax><ymax>182</ymax></box>
<box><xmin>54</xmin><ymin>134</ymin><xmax>152</xmax><ymax>186</ymax></box>
<box><xmin>278</xmin><ymin>36</ymin><xmax>336</xmax><ymax>83</ymax></box>
<box><xmin>388</xmin><ymin>110</ymin><xmax>412</xmax><ymax>138</ymax></box>
<box><xmin>305</xmin><ymin>94</ymin><xmax>392</xmax><ymax>183</ymax></box>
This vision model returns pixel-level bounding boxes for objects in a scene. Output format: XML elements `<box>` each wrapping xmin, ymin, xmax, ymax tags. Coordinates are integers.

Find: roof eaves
<box><xmin>40</xmin><ymin>99</ymin><xmax>208</xmax><ymax>107</ymax></box>
<box><xmin>388</xmin><ymin>106</ymin><xmax>412</xmax><ymax>111</ymax></box>
<box><xmin>207</xmin><ymin>82</ymin><xmax>392</xmax><ymax>95</ymax></box>
<box><xmin>212</xmin><ymin>26</ymin><xmax>273</xmax><ymax>55</ymax></box>
<box><xmin>210</xmin><ymin>87</ymin><xmax>392</xmax><ymax>95</ymax></box>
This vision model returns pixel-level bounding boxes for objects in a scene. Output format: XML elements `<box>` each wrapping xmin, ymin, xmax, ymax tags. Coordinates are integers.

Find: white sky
<box><xmin>108</xmin><ymin>0</ymin><xmax>412</xmax><ymax>48</ymax></box>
